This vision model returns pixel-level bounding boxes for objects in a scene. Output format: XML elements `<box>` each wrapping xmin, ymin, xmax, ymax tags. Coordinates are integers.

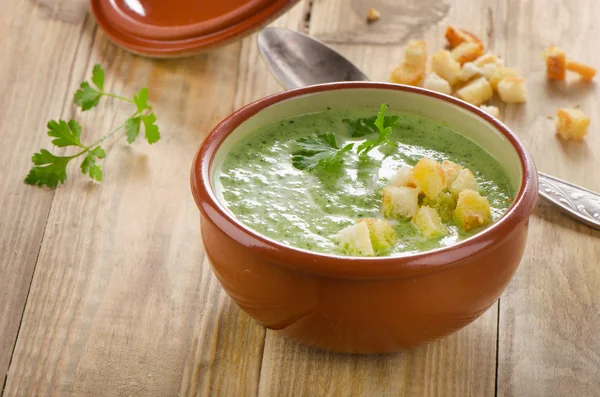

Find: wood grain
<box><xmin>0</xmin><ymin>0</ymin><xmax>92</xmax><ymax>388</ymax></box>
<box><xmin>497</xmin><ymin>0</ymin><xmax>600</xmax><ymax>395</ymax></box>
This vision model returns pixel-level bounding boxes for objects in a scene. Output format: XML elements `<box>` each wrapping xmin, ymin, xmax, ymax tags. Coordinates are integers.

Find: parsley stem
<box><xmin>102</xmin><ymin>92</ymin><xmax>135</xmax><ymax>104</ymax></box>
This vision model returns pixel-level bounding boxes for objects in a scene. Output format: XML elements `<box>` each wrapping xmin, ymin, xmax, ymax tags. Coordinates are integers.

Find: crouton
<box><xmin>366</xmin><ymin>8</ymin><xmax>381</xmax><ymax>23</ymax></box>
<box><xmin>566</xmin><ymin>60</ymin><xmax>597</xmax><ymax>81</ymax></box>
<box><xmin>445</xmin><ymin>26</ymin><xmax>482</xmax><ymax>49</ymax></box>
<box><xmin>337</xmin><ymin>221</ymin><xmax>374</xmax><ymax>256</ymax></box>
<box><xmin>441</xmin><ymin>160</ymin><xmax>463</xmax><ymax>186</ymax></box>
<box><xmin>409</xmin><ymin>158</ymin><xmax>446</xmax><ymax>199</ymax></box>
<box><xmin>431</xmin><ymin>49</ymin><xmax>462</xmax><ymax>86</ymax></box>
<box><xmin>556</xmin><ymin>108</ymin><xmax>590</xmax><ymax>140</ymax></box>
<box><xmin>449</xmin><ymin>168</ymin><xmax>479</xmax><ymax>197</ymax></box>
<box><xmin>358</xmin><ymin>218</ymin><xmax>398</xmax><ymax>254</ymax></box>
<box><xmin>412</xmin><ymin>206</ymin><xmax>448</xmax><ymax>238</ymax></box>
<box><xmin>389</xmin><ymin>166</ymin><xmax>413</xmax><ymax>187</ymax></box>
<box><xmin>451</xmin><ymin>42</ymin><xmax>485</xmax><ymax>64</ymax></box>
<box><xmin>421</xmin><ymin>190</ymin><xmax>457</xmax><ymax>222</ymax></box>
<box><xmin>473</xmin><ymin>53</ymin><xmax>502</xmax><ymax>68</ymax></box>
<box><xmin>481</xmin><ymin>63</ymin><xmax>499</xmax><ymax>79</ymax></box>
<box><xmin>382</xmin><ymin>186</ymin><xmax>420</xmax><ymax>219</ymax></box>
<box><xmin>488</xmin><ymin>66</ymin><xmax>520</xmax><ymax>90</ymax></box>
<box><xmin>454</xmin><ymin>189</ymin><xmax>492</xmax><ymax>232</ymax></box>
<box><xmin>497</xmin><ymin>76</ymin><xmax>527</xmax><ymax>103</ymax></box>
<box><xmin>542</xmin><ymin>46</ymin><xmax>567</xmax><ymax>80</ymax></box>
<box><xmin>422</xmin><ymin>72</ymin><xmax>452</xmax><ymax>95</ymax></box>
<box><xmin>480</xmin><ymin>105</ymin><xmax>500</xmax><ymax>118</ymax></box>
<box><xmin>458</xmin><ymin>62</ymin><xmax>483</xmax><ymax>82</ymax></box>
<box><xmin>405</xmin><ymin>40</ymin><xmax>427</xmax><ymax>69</ymax></box>
<box><xmin>455</xmin><ymin>76</ymin><xmax>493</xmax><ymax>106</ymax></box>
<box><xmin>390</xmin><ymin>63</ymin><xmax>425</xmax><ymax>86</ymax></box>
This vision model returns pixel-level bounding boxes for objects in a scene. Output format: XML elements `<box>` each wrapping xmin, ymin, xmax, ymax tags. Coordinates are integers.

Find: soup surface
<box><xmin>218</xmin><ymin>108</ymin><xmax>514</xmax><ymax>256</ymax></box>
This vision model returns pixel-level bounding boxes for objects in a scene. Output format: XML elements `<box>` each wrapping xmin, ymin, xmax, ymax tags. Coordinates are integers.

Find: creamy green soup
<box><xmin>218</xmin><ymin>108</ymin><xmax>514</xmax><ymax>256</ymax></box>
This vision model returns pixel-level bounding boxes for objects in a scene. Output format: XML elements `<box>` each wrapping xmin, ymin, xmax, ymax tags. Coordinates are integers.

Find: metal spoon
<box><xmin>257</xmin><ymin>27</ymin><xmax>600</xmax><ymax>230</ymax></box>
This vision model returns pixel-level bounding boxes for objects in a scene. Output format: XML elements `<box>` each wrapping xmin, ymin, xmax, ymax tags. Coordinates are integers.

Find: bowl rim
<box><xmin>191</xmin><ymin>82</ymin><xmax>539</xmax><ymax>279</ymax></box>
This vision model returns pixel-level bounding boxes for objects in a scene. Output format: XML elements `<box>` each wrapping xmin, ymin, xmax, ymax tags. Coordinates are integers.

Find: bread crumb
<box><xmin>556</xmin><ymin>108</ymin><xmax>590</xmax><ymax>140</ymax></box>
<box><xmin>488</xmin><ymin>66</ymin><xmax>520</xmax><ymax>90</ymax></box>
<box><xmin>542</xmin><ymin>46</ymin><xmax>567</xmax><ymax>80</ymax></box>
<box><xmin>458</xmin><ymin>62</ymin><xmax>483</xmax><ymax>81</ymax></box>
<box><xmin>473</xmin><ymin>53</ymin><xmax>502</xmax><ymax>68</ymax></box>
<box><xmin>422</xmin><ymin>72</ymin><xmax>452</xmax><ymax>95</ymax></box>
<box><xmin>451</xmin><ymin>42</ymin><xmax>485</xmax><ymax>64</ymax></box>
<box><xmin>455</xmin><ymin>77</ymin><xmax>493</xmax><ymax>106</ymax></box>
<box><xmin>480</xmin><ymin>105</ymin><xmax>500</xmax><ymax>118</ymax></box>
<box><xmin>497</xmin><ymin>76</ymin><xmax>527</xmax><ymax>103</ymax></box>
<box><xmin>405</xmin><ymin>40</ymin><xmax>428</xmax><ymax>69</ymax></box>
<box><xmin>389</xmin><ymin>63</ymin><xmax>424</xmax><ymax>86</ymax></box>
<box><xmin>445</xmin><ymin>26</ymin><xmax>482</xmax><ymax>49</ymax></box>
<box><xmin>431</xmin><ymin>49</ymin><xmax>462</xmax><ymax>86</ymax></box>
<box><xmin>366</xmin><ymin>8</ymin><xmax>381</xmax><ymax>22</ymax></box>
<box><xmin>566</xmin><ymin>60</ymin><xmax>597</xmax><ymax>81</ymax></box>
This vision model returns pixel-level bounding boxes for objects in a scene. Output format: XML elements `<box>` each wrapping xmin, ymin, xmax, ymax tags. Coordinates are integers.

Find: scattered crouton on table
<box><xmin>556</xmin><ymin>108</ymin><xmax>590</xmax><ymax>140</ymax></box>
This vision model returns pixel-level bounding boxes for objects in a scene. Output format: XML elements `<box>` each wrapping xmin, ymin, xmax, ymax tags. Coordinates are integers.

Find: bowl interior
<box><xmin>211</xmin><ymin>87</ymin><xmax>523</xmax><ymax>208</ymax></box>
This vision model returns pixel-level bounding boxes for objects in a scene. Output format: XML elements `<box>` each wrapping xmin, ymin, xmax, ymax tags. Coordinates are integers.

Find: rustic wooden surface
<box><xmin>1</xmin><ymin>0</ymin><xmax>599</xmax><ymax>396</ymax></box>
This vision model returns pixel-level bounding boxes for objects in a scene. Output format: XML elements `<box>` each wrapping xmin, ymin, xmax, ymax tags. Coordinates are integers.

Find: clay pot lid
<box><xmin>96</xmin><ymin>0</ymin><xmax>277</xmax><ymax>41</ymax></box>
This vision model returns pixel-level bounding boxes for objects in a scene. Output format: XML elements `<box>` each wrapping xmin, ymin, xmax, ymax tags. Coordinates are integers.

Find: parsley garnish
<box><xmin>344</xmin><ymin>112</ymin><xmax>399</xmax><ymax>137</ymax></box>
<box><xmin>292</xmin><ymin>133</ymin><xmax>354</xmax><ymax>171</ymax></box>
<box><xmin>355</xmin><ymin>104</ymin><xmax>398</xmax><ymax>155</ymax></box>
<box><xmin>25</xmin><ymin>64</ymin><xmax>161</xmax><ymax>188</ymax></box>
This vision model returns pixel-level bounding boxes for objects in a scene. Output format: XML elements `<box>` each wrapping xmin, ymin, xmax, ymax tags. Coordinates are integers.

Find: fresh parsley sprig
<box><xmin>25</xmin><ymin>64</ymin><xmax>160</xmax><ymax>188</ymax></box>
<box><xmin>355</xmin><ymin>104</ymin><xmax>397</xmax><ymax>155</ymax></box>
<box><xmin>291</xmin><ymin>133</ymin><xmax>354</xmax><ymax>171</ymax></box>
<box><xmin>344</xmin><ymin>111</ymin><xmax>399</xmax><ymax>138</ymax></box>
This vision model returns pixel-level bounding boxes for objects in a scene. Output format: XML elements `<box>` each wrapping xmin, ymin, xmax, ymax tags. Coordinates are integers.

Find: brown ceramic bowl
<box><xmin>190</xmin><ymin>83</ymin><xmax>538</xmax><ymax>354</ymax></box>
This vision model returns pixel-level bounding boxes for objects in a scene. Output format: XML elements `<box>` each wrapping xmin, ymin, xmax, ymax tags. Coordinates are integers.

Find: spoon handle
<box><xmin>538</xmin><ymin>172</ymin><xmax>600</xmax><ymax>230</ymax></box>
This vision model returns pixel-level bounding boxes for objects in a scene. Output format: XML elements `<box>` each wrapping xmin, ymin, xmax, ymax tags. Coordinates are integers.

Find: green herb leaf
<box><xmin>24</xmin><ymin>149</ymin><xmax>70</xmax><ymax>187</ymax></box>
<box><xmin>80</xmin><ymin>146</ymin><xmax>106</xmax><ymax>182</ymax></box>
<box><xmin>356</xmin><ymin>104</ymin><xmax>397</xmax><ymax>156</ymax></box>
<box><xmin>292</xmin><ymin>133</ymin><xmax>353</xmax><ymax>171</ymax></box>
<box><xmin>47</xmin><ymin>119</ymin><xmax>84</xmax><ymax>148</ymax></box>
<box><xmin>141</xmin><ymin>113</ymin><xmax>160</xmax><ymax>144</ymax></box>
<box><xmin>133</xmin><ymin>88</ymin><xmax>150</xmax><ymax>113</ymax></box>
<box><xmin>344</xmin><ymin>114</ymin><xmax>399</xmax><ymax>137</ymax></box>
<box><xmin>125</xmin><ymin>116</ymin><xmax>141</xmax><ymax>143</ymax></box>
<box><xmin>73</xmin><ymin>82</ymin><xmax>102</xmax><ymax>111</ymax></box>
<box><xmin>91</xmin><ymin>64</ymin><xmax>105</xmax><ymax>91</ymax></box>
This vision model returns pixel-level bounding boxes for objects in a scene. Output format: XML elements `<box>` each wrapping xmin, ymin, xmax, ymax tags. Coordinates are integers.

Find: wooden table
<box><xmin>1</xmin><ymin>0</ymin><xmax>599</xmax><ymax>395</ymax></box>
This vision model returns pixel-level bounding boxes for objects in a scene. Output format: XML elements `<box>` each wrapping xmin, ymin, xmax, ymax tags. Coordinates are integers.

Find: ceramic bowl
<box><xmin>190</xmin><ymin>82</ymin><xmax>538</xmax><ymax>354</ymax></box>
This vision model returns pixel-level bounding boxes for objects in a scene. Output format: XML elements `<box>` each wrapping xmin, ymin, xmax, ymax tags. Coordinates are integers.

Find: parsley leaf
<box><xmin>73</xmin><ymin>82</ymin><xmax>102</xmax><ymax>111</ymax></box>
<box><xmin>133</xmin><ymin>88</ymin><xmax>150</xmax><ymax>112</ymax></box>
<box><xmin>141</xmin><ymin>113</ymin><xmax>160</xmax><ymax>144</ymax></box>
<box><xmin>356</xmin><ymin>104</ymin><xmax>397</xmax><ymax>155</ymax></box>
<box><xmin>91</xmin><ymin>64</ymin><xmax>105</xmax><ymax>92</ymax></box>
<box><xmin>24</xmin><ymin>149</ymin><xmax>70</xmax><ymax>188</ymax></box>
<box><xmin>125</xmin><ymin>116</ymin><xmax>142</xmax><ymax>144</ymax></box>
<box><xmin>80</xmin><ymin>146</ymin><xmax>106</xmax><ymax>182</ymax></box>
<box><xmin>47</xmin><ymin>119</ymin><xmax>84</xmax><ymax>148</ymax></box>
<box><xmin>292</xmin><ymin>133</ymin><xmax>353</xmax><ymax>171</ymax></box>
<box><xmin>344</xmin><ymin>114</ymin><xmax>399</xmax><ymax>137</ymax></box>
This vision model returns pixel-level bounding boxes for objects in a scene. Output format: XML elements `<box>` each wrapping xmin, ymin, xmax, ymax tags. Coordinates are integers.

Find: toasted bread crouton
<box><xmin>390</xmin><ymin>63</ymin><xmax>425</xmax><ymax>86</ymax></box>
<box><xmin>566</xmin><ymin>60</ymin><xmax>597</xmax><ymax>81</ymax></box>
<box><xmin>366</xmin><ymin>8</ymin><xmax>381</xmax><ymax>22</ymax></box>
<box><xmin>358</xmin><ymin>218</ymin><xmax>398</xmax><ymax>254</ymax></box>
<box><xmin>556</xmin><ymin>108</ymin><xmax>590</xmax><ymax>140</ymax></box>
<box><xmin>389</xmin><ymin>166</ymin><xmax>413</xmax><ymax>187</ymax></box>
<box><xmin>473</xmin><ymin>53</ymin><xmax>502</xmax><ymax>68</ymax></box>
<box><xmin>337</xmin><ymin>221</ymin><xmax>374</xmax><ymax>256</ymax></box>
<box><xmin>449</xmin><ymin>168</ymin><xmax>479</xmax><ymax>197</ymax></box>
<box><xmin>451</xmin><ymin>42</ymin><xmax>485</xmax><ymax>64</ymax></box>
<box><xmin>409</xmin><ymin>158</ymin><xmax>446</xmax><ymax>199</ymax></box>
<box><xmin>497</xmin><ymin>77</ymin><xmax>527</xmax><ymax>103</ymax></box>
<box><xmin>441</xmin><ymin>160</ymin><xmax>463</xmax><ymax>186</ymax></box>
<box><xmin>412</xmin><ymin>206</ymin><xmax>448</xmax><ymax>238</ymax></box>
<box><xmin>431</xmin><ymin>50</ymin><xmax>462</xmax><ymax>86</ymax></box>
<box><xmin>422</xmin><ymin>72</ymin><xmax>452</xmax><ymax>95</ymax></box>
<box><xmin>405</xmin><ymin>40</ymin><xmax>427</xmax><ymax>69</ymax></box>
<box><xmin>421</xmin><ymin>190</ymin><xmax>457</xmax><ymax>222</ymax></box>
<box><xmin>458</xmin><ymin>62</ymin><xmax>483</xmax><ymax>82</ymax></box>
<box><xmin>454</xmin><ymin>189</ymin><xmax>492</xmax><ymax>232</ymax></box>
<box><xmin>382</xmin><ymin>186</ymin><xmax>420</xmax><ymax>219</ymax></box>
<box><xmin>445</xmin><ymin>26</ymin><xmax>482</xmax><ymax>49</ymax></box>
<box><xmin>480</xmin><ymin>105</ymin><xmax>500</xmax><ymax>118</ymax></box>
<box><xmin>455</xmin><ymin>76</ymin><xmax>493</xmax><ymax>106</ymax></box>
<box><xmin>542</xmin><ymin>46</ymin><xmax>567</xmax><ymax>80</ymax></box>
<box><xmin>488</xmin><ymin>66</ymin><xmax>520</xmax><ymax>90</ymax></box>
<box><xmin>481</xmin><ymin>63</ymin><xmax>499</xmax><ymax>79</ymax></box>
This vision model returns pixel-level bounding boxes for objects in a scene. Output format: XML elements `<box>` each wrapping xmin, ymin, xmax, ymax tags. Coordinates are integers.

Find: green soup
<box><xmin>218</xmin><ymin>108</ymin><xmax>514</xmax><ymax>256</ymax></box>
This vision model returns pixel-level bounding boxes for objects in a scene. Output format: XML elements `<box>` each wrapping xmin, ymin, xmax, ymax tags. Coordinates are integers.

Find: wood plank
<box><xmin>0</xmin><ymin>0</ymin><xmax>92</xmax><ymax>388</ymax></box>
<box><xmin>2</xmin><ymin>2</ymin><xmax>306</xmax><ymax>396</ymax></box>
<box><xmin>255</xmin><ymin>1</ymin><xmax>502</xmax><ymax>396</ymax></box>
<box><xmin>497</xmin><ymin>0</ymin><xmax>600</xmax><ymax>395</ymax></box>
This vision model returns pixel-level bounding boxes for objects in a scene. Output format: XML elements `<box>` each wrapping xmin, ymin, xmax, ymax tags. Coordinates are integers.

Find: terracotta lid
<box><xmin>91</xmin><ymin>0</ymin><xmax>300</xmax><ymax>57</ymax></box>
